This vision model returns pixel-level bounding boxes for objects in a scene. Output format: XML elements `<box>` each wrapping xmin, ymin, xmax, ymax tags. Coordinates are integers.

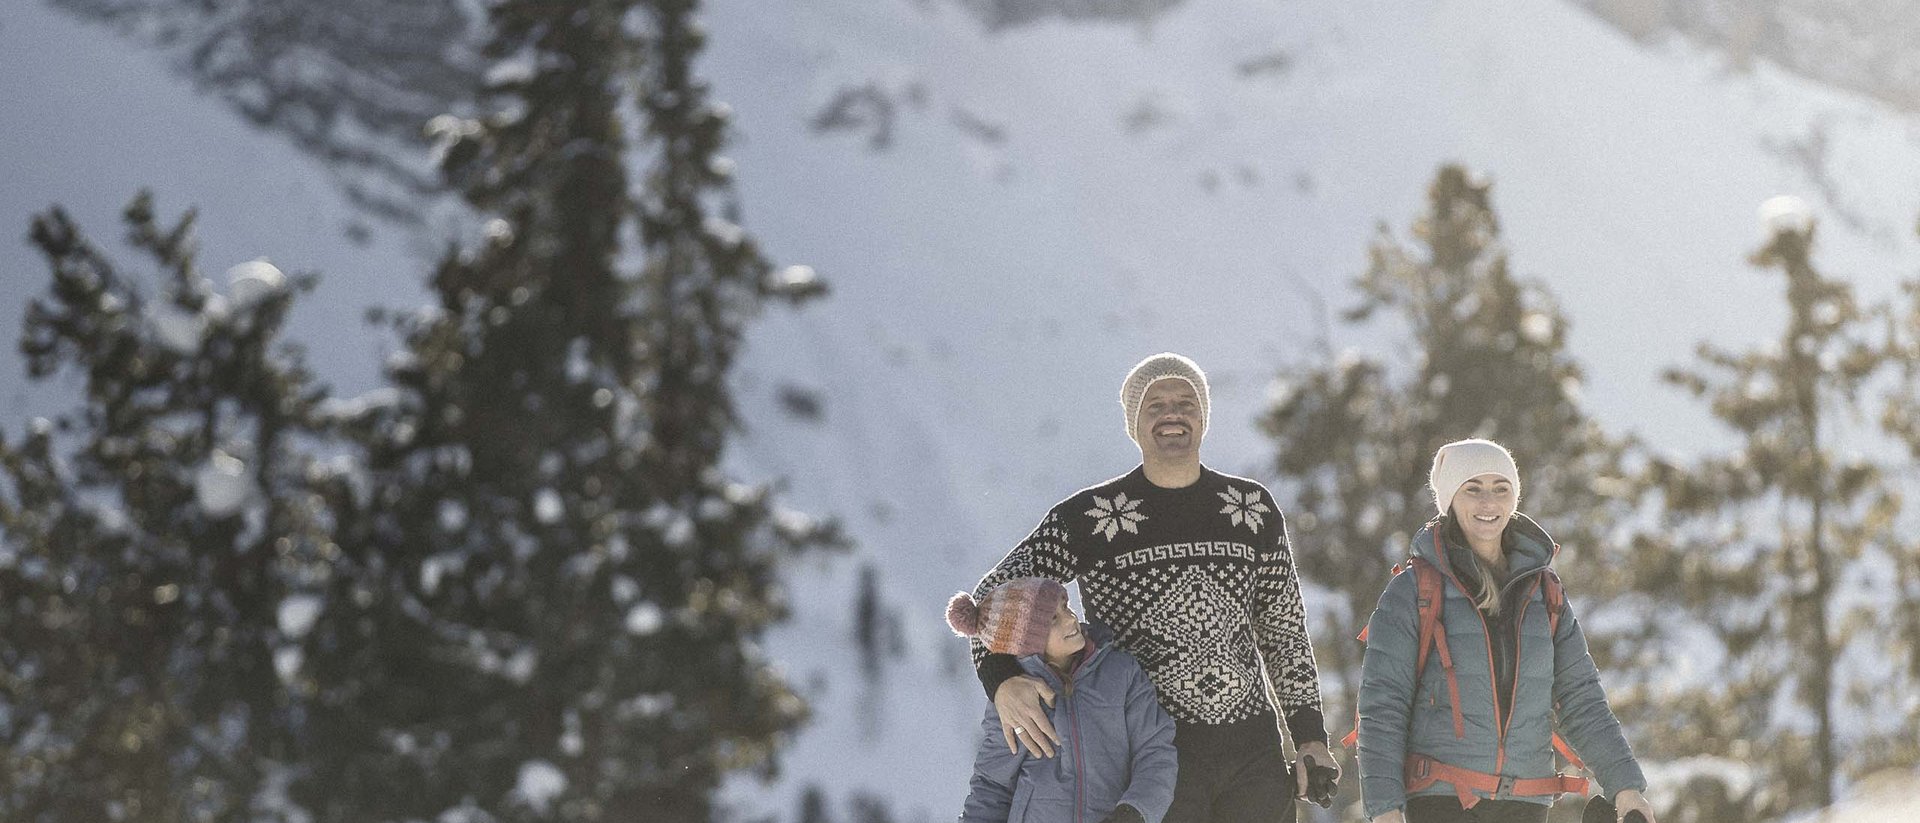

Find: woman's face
<box><xmin>1449</xmin><ymin>473</ymin><xmax>1517</xmax><ymax>549</ymax></box>
<box><xmin>1044</xmin><ymin>600</ymin><xmax>1085</xmax><ymax>661</ymax></box>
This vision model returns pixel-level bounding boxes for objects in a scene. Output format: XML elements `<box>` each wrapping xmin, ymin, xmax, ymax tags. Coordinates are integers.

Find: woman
<box><xmin>1356</xmin><ymin>439</ymin><xmax>1656</xmax><ymax>823</ymax></box>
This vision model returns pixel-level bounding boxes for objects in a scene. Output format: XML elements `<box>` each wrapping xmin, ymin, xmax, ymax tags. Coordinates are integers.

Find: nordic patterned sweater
<box><xmin>972</xmin><ymin>465</ymin><xmax>1327</xmax><ymax>747</ymax></box>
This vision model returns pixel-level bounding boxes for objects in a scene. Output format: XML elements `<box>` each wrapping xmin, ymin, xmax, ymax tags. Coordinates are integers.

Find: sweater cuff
<box><xmin>1285</xmin><ymin>706</ymin><xmax>1328</xmax><ymax>747</ymax></box>
<box><xmin>977</xmin><ymin>653</ymin><xmax>1024</xmax><ymax>700</ymax></box>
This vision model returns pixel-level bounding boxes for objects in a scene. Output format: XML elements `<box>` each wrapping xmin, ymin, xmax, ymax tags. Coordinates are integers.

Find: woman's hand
<box><xmin>1369</xmin><ymin>809</ymin><xmax>1406</xmax><ymax>823</ymax></box>
<box><xmin>1614</xmin><ymin>789</ymin><xmax>1657</xmax><ymax>823</ymax></box>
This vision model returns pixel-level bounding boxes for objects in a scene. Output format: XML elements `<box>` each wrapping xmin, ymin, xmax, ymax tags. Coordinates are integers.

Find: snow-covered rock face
<box><xmin>955</xmin><ymin>0</ymin><xmax>1188</xmax><ymax>31</ymax></box>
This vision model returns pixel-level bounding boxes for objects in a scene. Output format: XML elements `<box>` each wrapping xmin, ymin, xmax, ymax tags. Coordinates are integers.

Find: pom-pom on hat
<box><xmin>1430</xmin><ymin>438</ymin><xmax>1521</xmax><ymax>516</ymax></box>
<box><xmin>1120</xmin><ymin>353</ymin><xmax>1210</xmax><ymax>442</ymax></box>
<box><xmin>946</xmin><ymin>577</ymin><xmax>1069</xmax><ymax>657</ymax></box>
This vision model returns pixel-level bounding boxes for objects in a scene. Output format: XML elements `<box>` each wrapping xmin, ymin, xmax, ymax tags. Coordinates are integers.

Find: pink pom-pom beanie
<box><xmin>945</xmin><ymin>577</ymin><xmax>1068</xmax><ymax>657</ymax></box>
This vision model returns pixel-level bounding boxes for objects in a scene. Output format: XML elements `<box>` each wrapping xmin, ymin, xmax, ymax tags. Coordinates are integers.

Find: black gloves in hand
<box><xmin>1582</xmin><ymin>795</ymin><xmax>1648</xmax><ymax>823</ymax></box>
<box><xmin>1098</xmin><ymin>804</ymin><xmax>1145</xmax><ymax>823</ymax></box>
<box><xmin>1300</xmin><ymin>754</ymin><xmax>1339</xmax><ymax>808</ymax></box>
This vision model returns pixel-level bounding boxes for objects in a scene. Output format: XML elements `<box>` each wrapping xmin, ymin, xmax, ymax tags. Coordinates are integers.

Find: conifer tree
<box><xmin>1633</xmin><ymin>197</ymin><xmax>1890</xmax><ymax>814</ymax></box>
<box><xmin>1260</xmin><ymin>165</ymin><xmax>1632</xmax><ymax>812</ymax></box>
<box><xmin>0</xmin><ymin>193</ymin><xmax>337</xmax><ymax>822</ymax></box>
<box><xmin>295</xmin><ymin>1</ymin><xmax>837</xmax><ymax>820</ymax></box>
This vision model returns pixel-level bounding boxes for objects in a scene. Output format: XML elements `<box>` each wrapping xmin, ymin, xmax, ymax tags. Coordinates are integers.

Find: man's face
<box><xmin>1134</xmin><ymin>377</ymin><xmax>1201</xmax><ymax>458</ymax></box>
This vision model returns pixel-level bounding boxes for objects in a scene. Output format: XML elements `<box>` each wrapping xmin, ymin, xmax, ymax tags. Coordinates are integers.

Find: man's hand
<box><xmin>993</xmin><ymin>675</ymin><xmax>1060</xmax><ymax>757</ymax></box>
<box><xmin>1614</xmin><ymin>789</ymin><xmax>1656</xmax><ymax>823</ymax></box>
<box><xmin>1368</xmin><ymin>810</ymin><xmax>1405</xmax><ymax>823</ymax></box>
<box><xmin>1294</xmin><ymin>740</ymin><xmax>1340</xmax><ymax>807</ymax></box>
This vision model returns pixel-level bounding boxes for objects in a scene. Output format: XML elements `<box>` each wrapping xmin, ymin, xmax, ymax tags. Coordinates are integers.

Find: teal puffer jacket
<box><xmin>1356</xmin><ymin>514</ymin><xmax>1646</xmax><ymax>819</ymax></box>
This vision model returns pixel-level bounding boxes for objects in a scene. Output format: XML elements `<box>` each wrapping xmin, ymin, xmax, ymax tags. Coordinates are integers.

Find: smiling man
<box><xmin>966</xmin><ymin>353</ymin><xmax>1336</xmax><ymax>823</ymax></box>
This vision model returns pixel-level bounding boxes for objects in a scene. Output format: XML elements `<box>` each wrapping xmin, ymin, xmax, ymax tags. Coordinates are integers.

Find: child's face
<box><xmin>1044</xmin><ymin>600</ymin><xmax>1085</xmax><ymax>661</ymax></box>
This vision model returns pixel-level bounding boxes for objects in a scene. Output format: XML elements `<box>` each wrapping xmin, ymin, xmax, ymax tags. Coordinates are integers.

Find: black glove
<box><xmin>1583</xmin><ymin>795</ymin><xmax>1649</xmax><ymax>823</ymax></box>
<box><xmin>1582</xmin><ymin>795</ymin><xmax>1615</xmax><ymax>823</ymax></box>
<box><xmin>1098</xmin><ymin>804</ymin><xmax>1145</xmax><ymax>823</ymax></box>
<box><xmin>1298</xmin><ymin>752</ymin><xmax>1339</xmax><ymax>808</ymax></box>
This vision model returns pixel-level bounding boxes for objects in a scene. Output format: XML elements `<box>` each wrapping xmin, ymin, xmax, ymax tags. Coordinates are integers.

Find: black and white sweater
<box><xmin>972</xmin><ymin>465</ymin><xmax>1327</xmax><ymax>746</ymax></box>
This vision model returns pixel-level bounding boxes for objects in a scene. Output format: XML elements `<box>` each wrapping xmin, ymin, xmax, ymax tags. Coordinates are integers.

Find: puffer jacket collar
<box><xmin>1409</xmin><ymin>511</ymin><xmax>1557</xmax><ymax>581</ymax></box>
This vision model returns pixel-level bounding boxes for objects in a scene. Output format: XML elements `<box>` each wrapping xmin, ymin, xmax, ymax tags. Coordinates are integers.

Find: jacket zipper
<box><xmin>1497</xmin><ymin>576</ymin><xmax>1545</xmax><ymax>778</ymax></box>
<box><xmin>1431</xmin><ymin>531</ymin><xmax>1550</xmax><ymax>788</ymax></box>
<box><xmin>1064</xmin><ymin>637</ymin><xmax>1097</xmax><ymax>823</ymax></box>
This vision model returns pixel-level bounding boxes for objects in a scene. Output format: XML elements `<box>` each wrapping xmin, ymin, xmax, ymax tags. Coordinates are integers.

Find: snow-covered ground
<box><xmin>7</xmin><ymin>0</ymin><xmax>1920</xmax><ymax>820</ymax></box>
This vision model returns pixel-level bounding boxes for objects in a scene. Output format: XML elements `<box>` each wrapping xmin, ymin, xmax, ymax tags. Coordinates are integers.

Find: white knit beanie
<box><xmin>1120</xmin><ymin>353</ymin><xmax>1210</xmax><ymax>442</ymax></box>
<box><xmin>1429</xmin><ymin>438</ymin><xmax>1520</xmax><ymax>515</ymax></box>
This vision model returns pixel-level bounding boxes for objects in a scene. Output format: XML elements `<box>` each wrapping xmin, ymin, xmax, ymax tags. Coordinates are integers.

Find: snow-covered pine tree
<box><xmin>0</xmin><ymin>193</ymin><xmax>341</xmax><ymax>822</ymax></box>
<box><xmin>1633</xmin><ymin>196</ymin><xmax>1892</xmax><ymax>815</ymax></box>
<box><xmin>1258</xmin><ymin>165</ymin><xmax>1633</xmax><ymax>813</ymax></box>
<box><xmin>295</xmin><ymin>1</ymin><xmax>838</xmax><ymax>820</ymax></box>
<box><xmin>1867</xmin><ymin>279</ymin><xmax>1920</xmax><ymax>791</ymax></box>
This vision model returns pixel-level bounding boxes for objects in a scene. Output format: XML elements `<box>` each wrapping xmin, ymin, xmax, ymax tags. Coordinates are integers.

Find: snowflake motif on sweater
<box><xmin>1217</xmin><ymin>485</ymin><xmax>1271</xmax><ymax>533</ymax></box>
<box><xmin>1086</xmin><ymin>492</ymin><xmax>1147</xmax><ymax>540</ymax></box>
<box><xmin>971</xmin><ymin>466</ymin><xmax>1325</xmax><ymax>741</ymax></box>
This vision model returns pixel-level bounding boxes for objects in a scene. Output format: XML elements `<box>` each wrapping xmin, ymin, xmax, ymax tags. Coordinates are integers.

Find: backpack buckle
<box><xmin>1407</xmin><ymin>755</ymin><xmax>1433</xmax><ymax>781</ymax></box>
<box><xmin>1495</xmin><ymin>774</ymin><xmax>1516</xmax><ymax>800</ymax></box>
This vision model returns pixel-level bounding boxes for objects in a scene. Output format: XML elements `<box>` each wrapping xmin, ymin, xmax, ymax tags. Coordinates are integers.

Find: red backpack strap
<box><xmin>1542</xmin><ymin>569</ymin><xmax>1566</xmax><ymax>638</ymax></box>
<box><xmin>1411</xmin><ymin>559</ymin><xmax>1443</xmax><ymax>674</ymax></box>
<box><xmin>1409</xmin><ymin>558</ymin><xmax>1466</xmax><ymax>739</ymax></box>
<box><xmin>1342</xmin><ymin>560</ymin><xmax>1417</xmax><ymax>751</ymax></box>
<box><xmin>1538</xmin><ymin>569</ymin><xmax>1587</xmax><ymax>774</ymax></box>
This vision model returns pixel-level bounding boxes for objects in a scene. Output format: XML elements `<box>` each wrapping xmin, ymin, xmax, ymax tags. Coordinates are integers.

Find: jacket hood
<box><xmin>1409</xmin><ymin>511</ymin><xmax>1557</xmax><ymax>576</ymax></box>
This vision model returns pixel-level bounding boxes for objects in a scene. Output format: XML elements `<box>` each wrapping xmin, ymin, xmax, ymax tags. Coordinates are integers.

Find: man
<box><xmin>969</xmin><ymin>353</ymin><xmax>1336</xmax><ymax>823</ymax></box>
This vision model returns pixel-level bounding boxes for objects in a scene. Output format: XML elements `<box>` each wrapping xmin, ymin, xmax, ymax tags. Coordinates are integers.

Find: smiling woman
<box><xmin>1431</xmin><ymin>442</ymin><xmax>1523</xmax><ymax>615</ymax></box>
<box><xmin>1353</xmin><ymin>439</ymin><xmax>1657</xmax><ymax>823</ymax></box>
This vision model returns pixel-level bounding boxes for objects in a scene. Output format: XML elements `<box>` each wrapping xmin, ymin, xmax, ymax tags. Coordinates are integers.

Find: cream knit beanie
<box><xmin>1120</xmin><ymin>353</ymin><xmax>1210</xmax><ymax>442</ymax></box>
<box><xmin>1429</xmin><ymin>438</ymin><xmax>1520</xmax><ymax>515</ymax></box>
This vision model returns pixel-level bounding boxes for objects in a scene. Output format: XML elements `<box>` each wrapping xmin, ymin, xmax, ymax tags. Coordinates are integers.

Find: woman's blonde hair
<box><xmin>1443</xmin><ymin>513</ymin><xmax>1507</xmax><ymax>617</ymax></box>
<box><xmin>1465</xmin><ymin>549</ymin><xmax>1503</xmax><ymax>617</ymax></box>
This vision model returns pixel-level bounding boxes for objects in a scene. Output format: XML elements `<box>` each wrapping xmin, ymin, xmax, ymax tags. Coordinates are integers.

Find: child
<box><xmin>947</xmin><ymin>578</ymin><xmax>1177</xmax><ymax>823</ymax></box>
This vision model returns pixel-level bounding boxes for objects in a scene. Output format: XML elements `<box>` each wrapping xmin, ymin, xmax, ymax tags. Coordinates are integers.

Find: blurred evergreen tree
<box><xmin>1631</xmin><ymin>196</ymin><xmax>1893</xmax><ymax>816</ymax></box>
<box><xmin>0</xmin><ymin>193</ymin><xmax>336</xmax><ymax>822</ymax></box>
<box><xmin>1259</xmin><ymin>164</ymin><xmax>1635</xmax><ymax>816</ymax></box>
<box><xmin>295</xmin><ymin>0</ymin><xmax>838</xmax><ymax>820</ymax></box>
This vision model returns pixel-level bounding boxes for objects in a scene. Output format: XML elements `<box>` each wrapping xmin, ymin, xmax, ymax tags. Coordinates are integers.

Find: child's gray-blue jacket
<box><xmin>959</xmin><ymin>622</ymin><xmax>1177</xmax><ymax>823</ymax></box>
<box><xmin>1356</xmin><ymin>514</ymin><xmax>1647</xmax><ymax>819</ymax></box>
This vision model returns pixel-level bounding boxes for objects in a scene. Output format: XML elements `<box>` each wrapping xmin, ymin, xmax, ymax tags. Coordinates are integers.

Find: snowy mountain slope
<box><xmin>8</xmin><ymin>0</ymin><xmax>1920</xmax><ymax>820</ymax></box>
<box><xmin>700</xmin><ymin>0</ymin><xmax>1920</xmax><ymax>818</ymax></box>
<box><xmin>1570</xmin><ymin>0</ymin><xmax>1920</xmax><ymax>116</ymax></box>
<box><xmin>0</xmin><ymin>0</ymin><xmax>432</xmax><ymax>419</ymax></box>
